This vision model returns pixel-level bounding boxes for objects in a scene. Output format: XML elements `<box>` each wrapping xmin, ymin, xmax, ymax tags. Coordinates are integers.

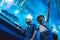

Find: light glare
<box><xmin>14</xmin><ymin>10</ymin><xmax>19</xmax><ymax>14</ymax></box>
<box><xmin>26</xmin><ymin>14</ymin><xmax>33</xmax><ymax>19</ymax></box>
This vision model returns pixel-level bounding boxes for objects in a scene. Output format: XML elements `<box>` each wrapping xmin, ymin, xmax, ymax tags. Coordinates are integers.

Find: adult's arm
<box><xmin>31</xmin><ymin>30</ymin><xmax>37</xmax><ymax>40</ymax></box>
<box><xmin>46</xmin><ymin>0</ymin><xmax>50</xmax><ymax>22</ymax></box>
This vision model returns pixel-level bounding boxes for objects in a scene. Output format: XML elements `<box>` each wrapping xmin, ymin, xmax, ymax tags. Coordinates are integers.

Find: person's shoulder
<box><xmin>30</xmin><ymin>24</ymin><xmax>35</xmax><ymax>26</ymax></box>
<box><xmin>30</xmin><ymin>24</ymin><xmax>36</xmax><ymax>28</ymax></box>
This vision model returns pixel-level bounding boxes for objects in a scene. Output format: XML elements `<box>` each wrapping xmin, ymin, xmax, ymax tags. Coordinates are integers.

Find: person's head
<box><xmin>26</xmin><ymin>19</ymin><xmax>31</xmax><ymax>25</ymax></box>
<box><xmin>37</xmin><ymin>15</ymin><xmax>45</xmax><ymax>24</ymax></box>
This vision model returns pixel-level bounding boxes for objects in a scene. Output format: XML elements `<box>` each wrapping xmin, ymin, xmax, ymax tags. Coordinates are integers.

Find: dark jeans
<box><xmin>40</xmin><ymin>31</ymin><xmax>53</xmax><ymax>40</ymax></box>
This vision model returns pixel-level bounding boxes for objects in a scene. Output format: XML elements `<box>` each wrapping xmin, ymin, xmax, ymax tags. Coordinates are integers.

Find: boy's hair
<box><xmin>26</xmin><ymin>19</ymin><xmax>31</xmax><ymax>25</ymax></box>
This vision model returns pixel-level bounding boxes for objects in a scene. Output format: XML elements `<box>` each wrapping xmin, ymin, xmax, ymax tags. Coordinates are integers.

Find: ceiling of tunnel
<box><xmin>0</xmin><ymin>0</ymin><xmax>60</xmax><ymax>40</ymax></box>
<box><xmin>0</xmin><ymin>0</ymin><xmax>60</xmax><ymax>28</ymax></box>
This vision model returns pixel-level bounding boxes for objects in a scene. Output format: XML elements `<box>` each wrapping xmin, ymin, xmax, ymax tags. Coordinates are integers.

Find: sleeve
<box><xmin>33</xmin><ymin>24</ymin><xmax>38</xmax><ymax>30</ymax></box>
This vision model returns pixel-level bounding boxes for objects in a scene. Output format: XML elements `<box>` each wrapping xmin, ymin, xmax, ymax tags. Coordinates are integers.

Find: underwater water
<box><xmin>0</xmin><ymin>0</ymin><xmax>60</xmax><ymax>40</ymax></box>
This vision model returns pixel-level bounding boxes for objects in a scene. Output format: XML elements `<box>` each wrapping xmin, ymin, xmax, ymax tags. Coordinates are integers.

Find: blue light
<box><xmin>0</xmin><ymin>0</ymin><xmax>60</xmax><ymax>40</ymax></box>
<box><xmin>52</xmin><ymin>24</ymin><xmax>58</xmax><ymax>33</ymax></box>
<box><xmin>14</xmin><ymin>9</ymin><xmax>19</xmax><ymax>14</ymax></box>
<box><xmin>26</xmin><ymin>14</ymin><xmax>33</xmax><ymax>20</ymax></box>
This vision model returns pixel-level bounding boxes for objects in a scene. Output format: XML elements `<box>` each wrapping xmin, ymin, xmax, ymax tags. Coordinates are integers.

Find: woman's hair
<box><xmin>37</xmin><ymin>15</ymin><xmax>45</xmax><ymax>22</ymax></box>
